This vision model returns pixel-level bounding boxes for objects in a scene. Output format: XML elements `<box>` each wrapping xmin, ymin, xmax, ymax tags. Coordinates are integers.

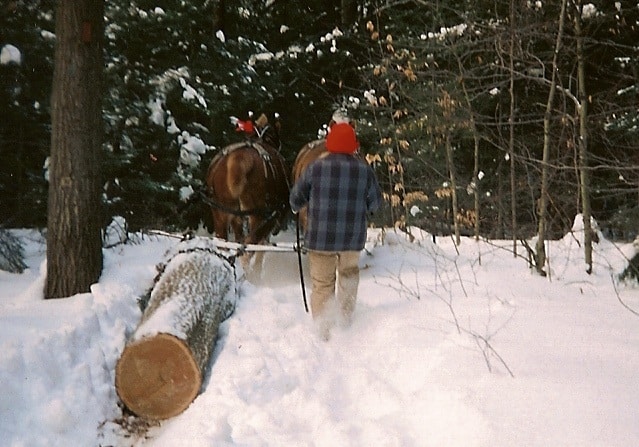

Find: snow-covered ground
<box><xmin>1</xmin><ymin>217</ymin><xmax>638</xmax><ymax>447</ymax></box>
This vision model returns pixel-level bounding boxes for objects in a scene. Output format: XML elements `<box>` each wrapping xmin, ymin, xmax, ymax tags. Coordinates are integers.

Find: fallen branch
<box><xmin>465</xmin><ymin>328</ymin><xmax>515</xmax><ymax>378</ymax></box>
<box><xmin>611</xmin><ymin>273</ymin><xmax>639</xmax><ymax>318</ymax></box>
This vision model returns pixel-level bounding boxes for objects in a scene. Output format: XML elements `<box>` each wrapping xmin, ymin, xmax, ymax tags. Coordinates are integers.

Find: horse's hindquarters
<box><xmin>291</xmin><ymin>140</ymin><xmax>327</xmax><ymax>233</ymax></box>
<box><xmin>205</xmin><ymin>141</ymin><xmax>290</xmax><ymax>248</ymax></box>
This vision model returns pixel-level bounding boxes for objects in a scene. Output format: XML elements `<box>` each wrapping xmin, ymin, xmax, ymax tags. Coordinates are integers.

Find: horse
<box><xmin>205</xmin><ymin>113</ymin><xmax>290</xmax><ymax>275</ymax></box>
<box><xmin>291</xmin><ymin>138</ymin><xmax>328</xmax><ymax>232</ymax></box>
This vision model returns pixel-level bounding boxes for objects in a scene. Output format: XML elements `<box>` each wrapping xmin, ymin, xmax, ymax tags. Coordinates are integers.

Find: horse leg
<box><xmin>247</xmin><ymin>250</ymin><xmax>265</xmax><ymax>283</ymax></box>
<box><xmin>246</xmin><ymin>215</ymin><xmax>277</xmax><ymax>246</ymax></box>
<box><xmin>230</xmin><ymin>216</ymin><xmax>245</xmax><ymax>242</ymax></box>
<box><xmin>236</xmin><ymin>215</ymin><xmax>268</xmax><ymax>282</ymax></box>
<box><xmin>211</xmin><ymin>209</ymin><xmax>229</xmax><ymax>240</ymax></box>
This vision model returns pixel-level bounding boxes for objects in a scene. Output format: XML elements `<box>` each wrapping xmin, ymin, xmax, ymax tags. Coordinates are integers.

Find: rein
<box><xmin>295</xmin><ymin>214</ymin><xmax>309</xmax><ymax>313</ymax></box>
<box><xmin>198</xmin><ymin>189</ymin><xmax>282</xmax><ymax>219</ymax></box>
<box><xmin>198</xmin><ymin>189</ymin><xmax>287</xmax><ymax>243</ymax></box>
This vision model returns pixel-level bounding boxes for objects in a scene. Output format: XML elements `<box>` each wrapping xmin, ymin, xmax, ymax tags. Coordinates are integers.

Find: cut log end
<box><xmin>115</xmin><ymin>333</ymin><xmax>202</xmax><ymax>420</ymax></box>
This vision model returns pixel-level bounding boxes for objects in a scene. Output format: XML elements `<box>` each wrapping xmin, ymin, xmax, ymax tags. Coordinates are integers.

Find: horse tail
<box><xmin>226</xmin><ymin>151</ymin><xmax>254</xmax><ymax>199</ymax></box>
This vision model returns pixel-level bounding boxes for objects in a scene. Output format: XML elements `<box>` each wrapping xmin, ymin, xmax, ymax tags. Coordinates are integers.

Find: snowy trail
<box><xmin>139</xmin><ymin>236</ymin><xmax>492</xmax><ymax>447</ymax></box>
<box><xmin>4</xmin><ymin>225</ymin><xmax>638</xmax><ymax>447</ymax></box>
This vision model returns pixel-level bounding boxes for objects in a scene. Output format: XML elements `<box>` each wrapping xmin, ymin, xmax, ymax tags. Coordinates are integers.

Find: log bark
<box><xmin>115</xmin><ymin>239</ymin><xmax>238</xmax><ymax>420</ymax></box>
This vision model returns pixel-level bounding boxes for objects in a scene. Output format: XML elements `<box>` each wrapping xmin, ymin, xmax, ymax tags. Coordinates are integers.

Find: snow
<box><xmin>1</xmin><ymin>218</ymin><xmax>639</xmax><ymax>447</ymax></box>
<box><xmin>582</xmin><ymin>4</ymin><xmax>598</xmax><ymax>20</ymax></box>
<box><xmin>0</xmin><ymin>44</ymin><xmax>22</xmax><ymax>65</ymax></box>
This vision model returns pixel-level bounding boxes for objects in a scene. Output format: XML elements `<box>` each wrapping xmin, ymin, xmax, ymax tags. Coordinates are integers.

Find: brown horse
<box><xmin>291</xmin><ymin>138</ymin><xmax>328</xmax><ymax>232</ymax></box>
<box><xmin>205</xmin><ymin>114</ymin><xmax>290</xmax><ymax>273</ymax></box>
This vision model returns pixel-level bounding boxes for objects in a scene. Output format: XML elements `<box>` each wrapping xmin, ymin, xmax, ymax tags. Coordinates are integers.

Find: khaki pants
<box><xmin>308</xmin><ymin>250</ymin><xmax>360</xmax><ymax>325</ymax></box>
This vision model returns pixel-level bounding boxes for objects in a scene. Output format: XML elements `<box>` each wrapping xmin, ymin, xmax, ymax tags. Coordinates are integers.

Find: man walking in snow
<box><xmin>290</xmin><ymin>121</ymin><xmax>383</xmax><ymax>339</ymax></box>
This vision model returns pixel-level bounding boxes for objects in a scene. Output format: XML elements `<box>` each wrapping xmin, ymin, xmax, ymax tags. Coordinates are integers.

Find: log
<box><xmin>115</xmin><ymin>238</ymin><xmax>238</xmax><ymax>420</ymax></box>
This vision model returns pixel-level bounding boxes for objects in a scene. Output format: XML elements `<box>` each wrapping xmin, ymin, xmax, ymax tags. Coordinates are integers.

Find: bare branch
<box><xmin>465</xmin><ymin>329</ymin><xmax>516</xmax><ymax>378</ymax></box>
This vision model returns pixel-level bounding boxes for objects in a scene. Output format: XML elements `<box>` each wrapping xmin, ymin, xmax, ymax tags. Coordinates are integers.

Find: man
<box><xmin>290</xmin><ymin>121</ymin><xmax>383</xmax><ymax>339</ymax></box>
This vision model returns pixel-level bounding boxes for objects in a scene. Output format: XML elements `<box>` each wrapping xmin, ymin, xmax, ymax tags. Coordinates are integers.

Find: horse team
<box><xmin>204</xmin><ymin>113</ymin><xmax>333</xmax><ymax>274</ymax></box>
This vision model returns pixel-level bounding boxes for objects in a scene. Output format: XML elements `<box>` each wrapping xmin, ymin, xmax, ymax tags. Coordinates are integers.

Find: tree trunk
<box><xmin>116</xmin><ymin>239</ymin><xmax>238</xmax><ymax>420</ymax></box>
<box><xmin>45</xmin><ymin>0</ymin><xmax>104</xmax><ymax>298</ymax></box>
<box><xmin>213</xmin><ymin>0</ymin><xmax>226</xmax><ymax>32</ymax></box>
<box><xmin>454</xmin><ymin>53</ymin><xmax>481</xmax><ymax>241</ymax></box>
<box><xmin>497</xmin><ymin>163</ymin><xmax>505</xmax><ymax>239</ymax></box>
<box><xmin>341</xmin><ymin>0</ymin><xmax>357</xmax><ymax>27</ymax></box>
<box><xmin>574</xmin><ymin>0</ymin><xmax>593</xmax><ymax>274</ymax></box>
<box><xmin>509</xmin><ymin>0</ymin><xmax>517</xmax><ymax>255</ymax></box>
<box><xmin>445</xmin><ymin>133</ymin><xmax>461</xmax><ymax>245</ymax></box>
<box><xmin>535</xmin><ymin>0</ymin><xmax>568</xmax><ymax>276</ymax></box>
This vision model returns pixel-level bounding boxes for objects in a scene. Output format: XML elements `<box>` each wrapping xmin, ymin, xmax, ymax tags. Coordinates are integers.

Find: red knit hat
<box><xmin>326</xmin><ymin>122</ymin><xmax>359</xmax><ymax>154</ymax></box>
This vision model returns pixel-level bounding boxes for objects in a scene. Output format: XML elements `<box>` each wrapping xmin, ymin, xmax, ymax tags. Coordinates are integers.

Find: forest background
<box><xmin>1</xmin><ymin>0</ymin><xmax>639</xmax><ymax>270</ymax></box>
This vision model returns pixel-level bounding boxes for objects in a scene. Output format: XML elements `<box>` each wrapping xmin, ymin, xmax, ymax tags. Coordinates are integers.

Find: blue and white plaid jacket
<box><xmin>290</xmin><ymin>153</ymin><xmax>383</xmax><ymax>251</ymax></box>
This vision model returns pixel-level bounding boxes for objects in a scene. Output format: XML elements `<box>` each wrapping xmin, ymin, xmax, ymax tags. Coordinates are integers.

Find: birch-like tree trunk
<box><xmin>535</xmin><ymin>0</ymin><xmax>568</xmax><ymax>276</ymax></box>
<box><xmin>509</xmin><ymin>0</ymin><xmax>518</xmax><ymax>255</ymax></box>
<box><xmin>574</xmin><ymin>0</ymin><xmax>594</xmax><ymax>274</ymax></box>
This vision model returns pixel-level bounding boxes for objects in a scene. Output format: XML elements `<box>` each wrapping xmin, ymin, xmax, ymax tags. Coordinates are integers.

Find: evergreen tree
<box><xmin>2</xmin><ymin>0</ymin><xmax>638</xmax><ymax>242</ymax></box>
<box><xmin>0</xmin><ymin>1</ymin><xmax>55</xmax><ymax>227</ymax></box>
<box><xmin>102</xmin><ymin>0</ymin><xmax>366</xmax><ymax>231</ymax></box>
